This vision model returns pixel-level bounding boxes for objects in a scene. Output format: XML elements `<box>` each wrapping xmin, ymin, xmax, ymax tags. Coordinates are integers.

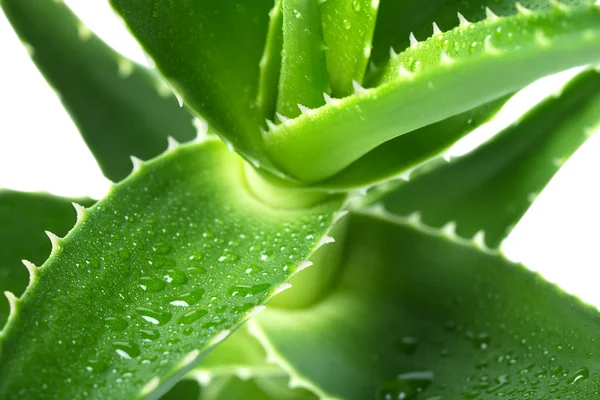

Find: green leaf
<box><xmin>110</xmin><ymin>0</ymin><xmax>279</xmax><ymax>173</ymax></box>
<box><xmin>0</xmin><ymin>191</ymin><xmax>94</xmax><ymax>328</ymax></box>
<box><xmin>310</xmin><ymin>96</ymin><xmax>511</xmax><ymax>190</ymax></box>
<box><xmin>264</xmin><ymin>4</ymin><xmax>600</xmax><ymax>182</ymax></box>
<box><xmin>0</xmin><ymin>139</ymin><xmax>344</xmax><ymax>399</ymax></box>
<box><xmin>258</xmin><ymin>0</ymin><xmax>284</xmax><ymax>122</ymax></box>
<box><xmin>277</xmin><ymin>0</ymin><xmax>330</xmax><ymax>119</ymax></box>
<box><xmin>0</xmin><ymin>0</ymin><xmax>196</xmax><ymax>182</ymax></box>
<box><xmin>160</xmin><ymin>379</ymin><xmax>201</xmax><ymax>400</ymax></box>
<box><xmin>369</xmin><ymin>0</ymin><xmax>593</xmax><ymax>67</ymax></box>
<box><xmin>250</xmin><ymin>211</ymin><xmax>600</xmax><ymax>399</ymax></box>
<box><xmin>382</xmin><ymin>67</ymin><xmax>600</xmax><ymax>248</ymax></box>
<box><xmin>320</xmin><ymin>0</ymin><xmax>379</xmax><ymax>97</ymax></box>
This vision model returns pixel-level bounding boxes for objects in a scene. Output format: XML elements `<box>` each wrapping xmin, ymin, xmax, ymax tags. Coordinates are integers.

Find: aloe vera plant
<box><xmin>2</xmin><ymin>0</ymin><xmax>600</xmax><ymax>398</ymax></box>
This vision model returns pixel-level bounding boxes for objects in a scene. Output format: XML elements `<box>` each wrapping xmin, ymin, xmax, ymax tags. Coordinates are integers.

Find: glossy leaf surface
<box><xmin>277</xmin><ymin>0</ymin><xmax>330</xmax><ymax>119</ymax></box>
<box><xmin>110</xmin><ymin>0</ymin><xmax>278</xmax><ymax>172</ymax></box>
<box><xmin>0</xmin><ymin>0</ymin><xmax>195</xmax><ymax>182</ymax></box>
<box><xmin>0</xmin><ymin>139</ymin><xmax>344</xmax><ymax>399</ymax></box>
<box><xmin>265</xmin><ymin>5</ymin><xmax>600</xmax><ymax>182</ymax></box>
<box><xmin>0</xmin><ymin>191</ymin><xmax>94</xmax><ymax>327</ymax></box>
<box><xmin>320</xmin><ymin>0</ymin><xmax>379</xmax><ymax>97</ymax></box>
<box><xmin>251</xmin><ymin>212</ymin><xmax>600</xmax><ymax>399</ymax></box>
<box><xmin>383</xmin><ymin>68</ymin><xmax>600</xmax><ymax>248</ymax></box>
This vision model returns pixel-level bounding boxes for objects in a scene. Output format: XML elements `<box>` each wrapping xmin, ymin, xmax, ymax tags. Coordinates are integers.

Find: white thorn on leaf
<box><xmin>368</xmin><ymin>61</ymin><xmax>379</xmax><ymax>74</ymax></box>
<box><xmin>472</xmin><ymin>230</ymin><xmax>487</xmax><ymax>250</ymax></box>
<box><xmin>178</xmin><ymin>349</ymin><xmax>200</xmax><ymax>369</ymax></box>
<box><xmin>174</xmin><ymin>92</ymin><xmax>184</xmax><ymax>108</ymax></box>
<box><xmin>433</xmin><ymin>22</ymin><xmax>442</xmax><ymax>35</ymax></box>
<box><xmin>485</xmin><ymin>7</ymin><xmax>499</xmax><ymax>19</ymax></box>
<box><xmin>397</xmin><ymin>170</ymin><xmax>411</xmax><ymax>181</ymax></box>
<box><xmin>297</xmin><ymin>104</ymin><xmax>313</xmax><ymax>115</ymax></box>
<box><xmin>288</xmin><ymin>376</ymin><xmax>303</xmax><ymax>389</ymax></box>
<box><xmin>389</xmin><ymin>47</ymin><xmax>398</xmax><ymax>58</ymax></box>
<box><xmin>72</xmin><ymin>202</ymin><xmax>87</xmax><ymax>224</ymax></box>
<box><xmin>130</xmin><ymin>156</ymin><xmax>143</xmax><ymax>172</ymax></box>
<box><xmin>45</xmin><ymin>231</ymin><xmax>61</xmax><ymax>253</ymax></box>
<box><xmin>192</xmin><ymin>117</ymin><xmax>209</xmax><ymax>140</ymax></box>
<box><xmin>515</xmin><ymin>2</ymin><xmax>533</xmax><ymax>15</ymax></box>
<box><xmin>22</xmin><ymin>260</ymin><xmax>37</xmax><ymax>284</ymax></box>
<box><xmin>265</xmin><ymin>119</ymin><xmax>277</xmax><ymax>130</ymax></box>
<box><xmin>275</xmin><ymin>112</ymin><xmax>289</xmax><ymax>123</ymax></box>
<box><xmin>352</xmin><ymin>80</ymin><xmax>368</xmax><ymax>94</ymax></box>
<box><xmin>398</xmin><ymin>65</ymin><xmax>414</xmax><ymax>79</ymax></box>
<box><xmin>166</xmin><ymin>136</ymin><xmax>179</xmax><ymax>151</ymax></box>
<box><xmin>334</xmin><ymin>209</ymin><xmax>349</xmax><ymax>223</ymax></box>
<box><xmin>22</xmin><ymin>42</ymin><xmax>34</xmax><ymax>57</ymax></box>
<box><xmin>209</xmin><ymin>330</ymin><xmax>230</xmax><ymax>347</ymax></box>
<box><xmin>4</xmin><ymin>291</ymin><xmax>18</xmax><ymax>319</ymax></box>
<box><xmin>317</xmin><ymin>236</ymin><xmax>335</xmax><ymax>248</ymax></box>
<box><xmin>323</xmin><ymin>92</ymin><xmax>337</xmax><ymax>105</ymax></box>
<box><xmin>457</xmin><ymin>12</ymin><xmax>470</xmax><ymax>26</ymax></box>
<box><xmin>441</xmin><ymin>221</ymin><xmax>458</xmax><ymax>238</ymax></box>
<box><xmin>272</xmin><ymin>282</ymin><xmax>292</xmax><ymax>296</ymax></box>
<box><xmin>296</xmin><ymin>261</ymin><xmax>313</xmax><ymax>272</ymax></box>
<box><xmin>139</xmin><ymin>377</ymin><xmax>160</xmax><ymax>397</ymax></box>
<box><xmin>407</xmin><ymin>211</ymin><xmax>421</xmax><ymax>225</ymax></box>
<box><xmin>247</xmin><ymin>305</ymin><xmax>266</xmax><ymax>319</ymax></box>
<box><xmin>368</xmin><ymin>202</ymin><xmax>386</xmax><ymax>215</ymax></box>
<box><xmin>409</xmin><ymin>32</ymin><xmax>419</xmax><ymax>48</ymax></box>
<box><xmin>442</xmin><ymin>152</ymin><xmax>452</xmax><ymax>162</ymax></box>
<box><xmin>144</xmin><ymin>52</ymin><xmax>156</xmax><ymax>69</ymax></box>
<box><xmin>77</xmin><ymin>24</ymin><xmax>92</xmax><ymax>41</ymax></box>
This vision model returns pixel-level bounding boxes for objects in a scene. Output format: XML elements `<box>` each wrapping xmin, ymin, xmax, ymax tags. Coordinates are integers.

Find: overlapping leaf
<box><xmin>382</xmin><ymin>68</ymin><xmax>600</xmax><ymax>248</ymax></box>
<box><xmin>0</xmin><ymin>0</ymin><xmax>195</xmax><ymax>182</ymax></box>
<box><xmin>0</xmin><ymin>139</ymin><xmax>344</xmax><ymax>399</ymax></box>
<box><xmin>250</xmin><ymin>212</ymin><xmax>600</xmax><ymax>399</ymax></box>
<box><xmin>264</xmin><ymin>4</ymin><xmax>600</xmax><ymax>182</ymax></box>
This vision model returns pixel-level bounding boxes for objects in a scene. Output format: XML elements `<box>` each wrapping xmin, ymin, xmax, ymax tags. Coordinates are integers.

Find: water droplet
<box><xmin>135</xmin><ymin>307</ymin><xmax>172</xmax><ymax>326</ymax></box>
<box><xmin>188</xmin><ymin>252</ymin><xmax>204</xmax><ymax>261</ymax></box>
<box><xmin>176</xmin><ymin>289</ymin><xmax>205</xmax><ymax>305</ymax></box>
<box><xmin>177</xmin><ymin>309</ymin><xmax>208</xmax><ymax>325</ymax></box>
<box><xmin>232</xmin><ymin>303</ymin><xmax>255</xmax><ymax>313</ymax></box>
<box><xmin>376</xmin><ymin>371</ymin><xmax>433</xmax><ymax>399</ymax></box>
<box><xmin>293</xmin><ymin>9</ymin><xmax>302</xmax><ymax>18</ymax></box>
<box><xmin>352</xmin><ymin>0</ymin><xmax>361</xmax><ymax>11</ymax></box>
<box><xmin>164</xmin><ymin>269</ymin><xmax>188</xmax><ymax>285</ymax></box>
<box><xmin>394</xmin><ymin>337</ymin><xmax>418</xmax><ymax>355</ymax></box>
<box><xmin>218</xmin><ymin>253</ymin><xmax>240</xmax><ymax>263</ymax></box>
<box><xmin>86</xmin><ymin>359</ymin><xmax>108</xmax><ymax>372</ymax></box>
<box><xmin>567</xmin><ymin>367</ymin><xmax>589</xmax><ymax>384</ymax></box>
<box><xmin>117</xmin><ymin>249</ymin><xmax>130</xmax><ymax>260</ymax></box>
<box><xmin>244</xmin><ymin>265</ymin><xmax>263</xmax><ymax>275</ymax></box>
<box><xmin>466</xmin><ymin>332</ymin><xmax>491</xmax><ymax>350</ymax></box>
<box><xmin>343</xmin><ymin>19</ymin><xmax>352</xmax><ymax>30</ymax></box>
<box><xmin>140</xmin><ymin>329</ymin><xmax>160</xmax><ymax>341</ymax></box>
<box><xmin>112</xmin><ymin>341</ymin><xmax>141</xmax><ymax>359</ymax></box>
<box><xmin>228</xmin><ymin>283</ymin><xmax>271</xmax><ymax>297</ymax></box>
<box><xmin>104</xmin><ymin>316</ymin><xmax>128</xmax><ymax>332</ymax></box>
<box><xmin>139</xmin><ymin>276</ymin><xmax>167</xmax><ymax>292</ymax></box>
<box><xmin>153</xmin><ymin>243</ymin><xmax>170</xmax><ymax>254</ymax></box>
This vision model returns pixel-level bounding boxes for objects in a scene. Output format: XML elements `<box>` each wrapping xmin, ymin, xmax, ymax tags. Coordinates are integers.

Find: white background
<box><xmin>0</xmin><ymin>2</ymin><xmax>599</xmax><ymax>306</ymax></box>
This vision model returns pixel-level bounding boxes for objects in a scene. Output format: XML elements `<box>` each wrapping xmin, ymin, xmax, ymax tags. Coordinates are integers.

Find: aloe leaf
<box><xmin>311</xmin><ymin>95</ymin><xmax>511</xmax><ymax>190</ymax></box>
<box><xmin>277</xmin><ymin>0</ymin><xmax>330</xmax><ymax>119</ymax></box>
<box><xmin>0</xmin><ymin>0</ymin><xmax>195</xmax><ymax>182</ymax></box>
<box><xmin>264</xmin><ymin>4</ymin><xmax>600</xmax><ymax>182</ymax></box>
<box><xmin>0</xmin><ymin>191</ymin><xmax>94</xmax><ymax>327</ymax></box>
<box><xmin>0</xmin><ymin>139</ymin><xmax>344</xmax><ymax>399</ymax></box>
<box><xmin>110</xmin><ymin>0</ymin><xmax>278</xmax><ymax>172</ymax></box>
<box><xmin>320</xmin><ymin>0</ymin><xmax>379</xmax><ymax>97</ymax></box>
<box><xmin>382</xmin><ymin>68</ymin><xmax>600</xmax><ymax>248</ymax></box>
<box><xmin>258</xmin><ymin>0</ymin><xmax>284</xmax><ymax>121</ymax></box>
<box><xmin>369</xmin><ymin>0</ymin><xmax>593</xmax><ymax>67</ymax></box>
<box><xmin>250</xmin><ymin>211</ymin><xmax>600</xmax><ymax>399</ymax></box>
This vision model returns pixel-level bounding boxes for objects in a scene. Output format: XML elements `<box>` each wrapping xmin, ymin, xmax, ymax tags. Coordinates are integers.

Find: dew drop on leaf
<box><xmin>177</xmin><ymin>309</ymin><xmax>208</xmax><ymax>325</ymax></box>
<box><xmin>376</xmin><ymin>370</ymin><xmax>434</xmax><ymax>399</ymax></box>
<box><xmin>112</xmin><ymin>341</ymin><xmax>141</xmax><ymax>359</ymax></box>
<box><xmin>103</xmin><ymin>316</ymin><xmax>129</xmax><ymax>332</ymax></box>
<box><xmin>135</xmin><ymin>307</ymin><xmax>172</xmax><ymax>326</ymax></box>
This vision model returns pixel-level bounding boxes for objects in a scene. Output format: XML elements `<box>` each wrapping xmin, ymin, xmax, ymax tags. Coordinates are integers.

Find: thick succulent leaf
<box><xmin>160</xmin><ymin>379</ymin><xmax>201</xmax><ymax>400</ymax></box>
<box><xmin>250</xmin><ymin>211</ymin><xmax>600</xmax><ymax>399</ymax></box>
<box><xmin>0</xmin><ymin>191</ymin><xmax>94</xmax><ymax>327</ymax></box>
<box><xmin>382</xmin><ymin>68</ymin><xmax>600</xmax><ymax>248</ymax></box>
<box><xmin>264</xmin><ymin>4</ymin><xmax>600</xmax><ymax>182</ymax></box>
<box><xmin>258</xmin><ymin>0</ymin><xmax>284</xmax><ymax>122</ymax></box>
<box><xmin>110</xmin><ymin>0</ymin><xmax>278</xmax><ymax>172</ymax></box>
<box><xmin>0</xmin><ymin>0</ymin><xmax>195</xmax><ymax>182</ymax></box>
<box><xmin>0</xmin><ymin>139</ymin><xmax>344</xmax><ymax>399</ymax></box>
<box><xmin>369</xmin><ymin>0</ymin><xmax>593</xmax><ymax>67</ymax></box>
<box><xmin>320</xmin><ymin>0</ymin><xmax>379</xmax><ymax>97</ymax></box>
<box><xmin>310</xmin><ymin>96</ymin><xmax>510</xmax><ymax>190</ymax></box>
<box><xmin>277</xmin><ymin>0</ymin><xmax>330</xmax><ymax>119</ymax></box>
